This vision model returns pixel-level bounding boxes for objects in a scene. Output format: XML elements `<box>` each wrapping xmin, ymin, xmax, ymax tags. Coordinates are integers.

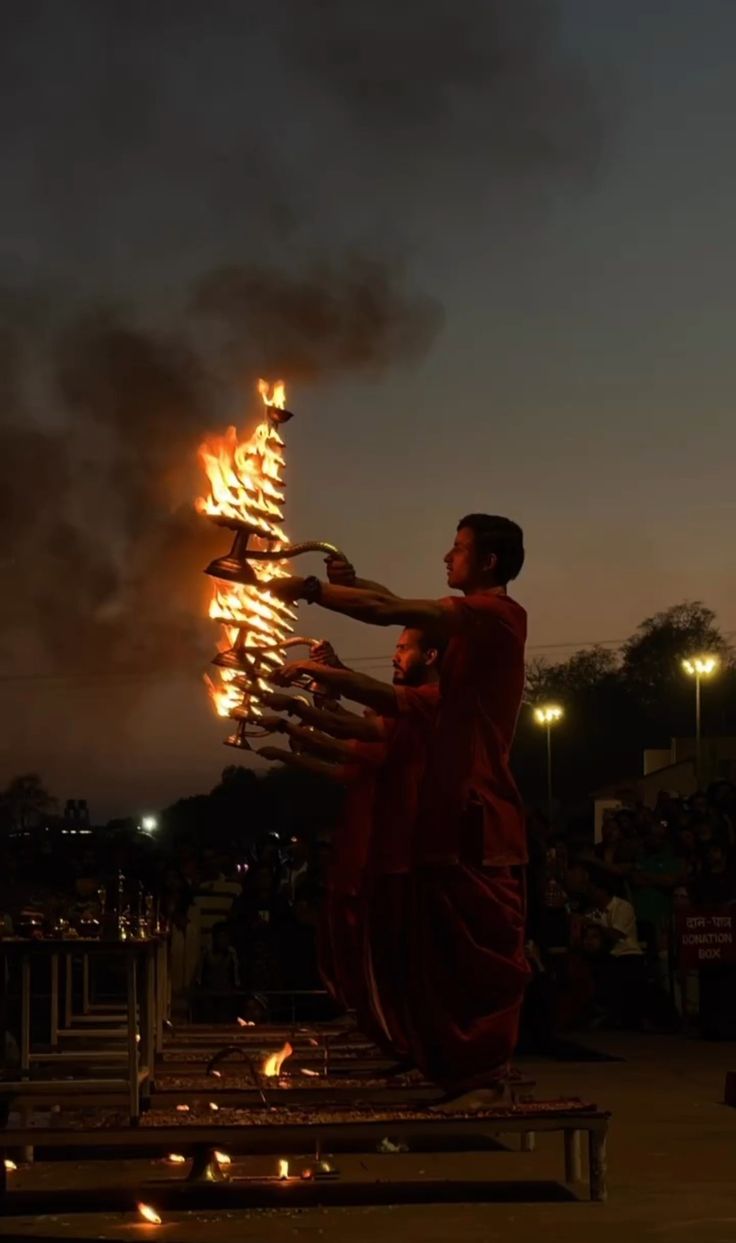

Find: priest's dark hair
<box><xmin>457</xmin><ymin>514</ymin><xmax>525</xmax><ymax>584</ymax></box>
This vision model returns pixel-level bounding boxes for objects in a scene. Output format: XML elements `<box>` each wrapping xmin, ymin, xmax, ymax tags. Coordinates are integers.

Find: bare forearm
<box><xmin>354</xmin><ymin>577</ymin><xmax>397</xmax><ymax>597</ymax></box>
<box><xmin>290</xmin><ymin>662</ymin><xmax>398</xmax><ymax>715</ymax></box>
<box><xmin>262</xmin><ymin>749</ymin><xmax>345</xmax><ymax>783</ymax></box>
<box><xmin>285</xmin><ymin>723</ymin><xmax>354</xmax><ymax>762</ymax></box>
<box><xmin>292</xmin><ymin>700</ymin><xmax>385</xmax><ymax>741</ymax></box>
<box><xmin>315</xmin><ymin>582</ymin><xmax>446</xmax><ymax>631</ymax></box>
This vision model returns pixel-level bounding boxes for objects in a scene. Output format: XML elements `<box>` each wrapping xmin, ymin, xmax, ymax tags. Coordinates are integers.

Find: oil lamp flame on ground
<box><xmin>278</xmin><ymin>1158</ymin><xmax>290</xmax><ymax>1180</ymax></box>
<box><xmin>261</xmin><ymin>1040</ymin><xmax>293</xmax><ymax>1077</ymax></box>
<box><xmin>137</xmin><ymin>1202</ymin><xmax>162</xmax><ymax>1224</ymax></box>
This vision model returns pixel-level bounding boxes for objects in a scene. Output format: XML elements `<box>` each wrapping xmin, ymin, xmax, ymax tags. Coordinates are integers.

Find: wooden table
<box><xmin>0</xmin><ymin>937</ymin><xmax>165</xmax><ymax>1123</ymax></box>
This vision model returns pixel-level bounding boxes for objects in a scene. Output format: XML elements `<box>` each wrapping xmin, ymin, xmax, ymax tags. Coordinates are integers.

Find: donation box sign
<box><xmin>677</xmin><ymin>908</ymin><xmax>736</xmax><ymax>967</ymax></box>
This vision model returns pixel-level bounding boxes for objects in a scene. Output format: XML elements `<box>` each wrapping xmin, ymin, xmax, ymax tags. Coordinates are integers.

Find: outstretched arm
<box><xmin>296</xmin><ymin>701</ymin><xmax>386</xmax><ymax>740</ymax></box>
<box><xmin>273</xmin><ymin>661</ymin><xmax>401</xmax><ymax>716</ymax></box>
<box><xmin>257</xmin><ymin>747</ymin><xmax>346</xmax><ymax>783</ymax></box>
<box><xmin>281</xmin><ymin>721</ymin><xmax>357</xmax><ymax>762</ymax></box>
<box><xmin>262</xmin><ymin>692</ymin><xmax>387</xmax><ymax>741</ymax></box>
<box><xmin>271</xmin><ymin>577</ymin><xmax>447</xmax><ymax>632</ymax></box>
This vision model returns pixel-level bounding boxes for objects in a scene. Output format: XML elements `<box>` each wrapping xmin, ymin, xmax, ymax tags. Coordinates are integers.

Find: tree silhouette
<box><xmin>621</xmin><ymin>602</ymin><xmax>732</xmax><ymax>704</ymax></box>
<box><xmin>0</xmin><ymin>773</ymin><xmax>56</xmax><ymax>833</ymax></box>
<box><xmin>515</xmin><ymin>601</ymin><xmax>736</xmax><ymax>807</ymax></box>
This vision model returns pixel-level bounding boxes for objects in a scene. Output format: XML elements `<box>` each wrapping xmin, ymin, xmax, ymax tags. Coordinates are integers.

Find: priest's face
<box><xmin>392</xmin><ymin>628</ymin><xmax>431</xmax><ymax>686</ymax></box>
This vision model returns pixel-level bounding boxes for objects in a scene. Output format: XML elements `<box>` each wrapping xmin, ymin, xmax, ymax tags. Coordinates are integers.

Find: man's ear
<box><xmin>482</xmin><ymin>551</ymin><xmax>499</xmax><ymax>575</ymax></box>
<box><xmin>424</xmin><ymin>647</ymin><xmax>440</xmax><ymax>668</ymax></box>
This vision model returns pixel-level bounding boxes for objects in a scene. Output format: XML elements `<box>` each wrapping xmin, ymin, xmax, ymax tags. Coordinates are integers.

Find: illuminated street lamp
<box><xmin>682</xmin><ymin>656</ymin><xmax>719</xmax><ymax>786</ymax></box>
<box><xmin>533</xmin><ymin>704</ymin><xmax>564</xmax><ymax>824</ymax></box>
<box><xmin>140</xmin><ymin>815</ymin><xmax>158</xmax><ymax>834</ymax></box>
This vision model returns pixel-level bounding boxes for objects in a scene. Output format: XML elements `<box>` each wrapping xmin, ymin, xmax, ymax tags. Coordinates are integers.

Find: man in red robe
<box><xmin>259</xmin><ymin>626</ymin><xmax>442</xmax><ymax>1056</ymax></box>
<box><xmin>258</xmin><ymin>696</ymin><xmax>385</xmax><ymax>1021</ymax></box>
<box><xmin>270</xmin><ymin>514</ymin><xmax>529</xmax><ymax>1108</ymax></box>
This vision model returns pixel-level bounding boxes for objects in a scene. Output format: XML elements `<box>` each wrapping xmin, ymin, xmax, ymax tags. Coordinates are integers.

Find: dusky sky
<box><xmin>1</xmin><ymin>1</ymin><xmax>734</xmax><ymax>817</ymax></box>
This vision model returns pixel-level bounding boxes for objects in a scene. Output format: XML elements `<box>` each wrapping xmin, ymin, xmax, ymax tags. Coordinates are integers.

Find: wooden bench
<box><xmin>0</xmin><ymin>1102</ymin><xmax>610</xmax><ymax>1205</ymax></box>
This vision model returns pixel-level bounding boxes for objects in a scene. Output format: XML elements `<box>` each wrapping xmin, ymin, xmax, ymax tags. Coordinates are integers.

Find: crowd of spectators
<box><xmin>2</xmin><ymin>780</ymin><xmax>736</xmax><ymax>1042</ymax></box>
<box><xmin>525</xmin><ymin>781</ymin><xmax>736</xmax><ymax>1042</ymax></box>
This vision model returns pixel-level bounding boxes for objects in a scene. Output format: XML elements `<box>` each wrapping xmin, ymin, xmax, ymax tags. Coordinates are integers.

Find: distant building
<box><xmin>593</xmin><ymin>736</ymin><xmax>736</xmax><ymax>840</ymax></box>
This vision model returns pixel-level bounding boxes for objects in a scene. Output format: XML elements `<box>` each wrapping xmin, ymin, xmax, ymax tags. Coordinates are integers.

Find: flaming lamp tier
<box><xmin>196</xmin><ymin>381</ymin><xmax>343</xmax><ymax>747</ymax></box>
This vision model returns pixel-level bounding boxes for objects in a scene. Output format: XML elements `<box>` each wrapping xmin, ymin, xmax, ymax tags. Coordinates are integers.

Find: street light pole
<box><xmin>695</xmin><ymin>671</ymin><xmax>702</xmax><ymax>788</ymax></box>
<box><xmin>546</xmin><ymin>720</ymin><xmax>553</xmax><ymax>826</ymax></box>
<box><xmin>534</xmin><ymin>704</ymin><xmax>564</xmax><ymax>826</ymax></box>
<box><xmin>682</xmin><ymin>656</ymin><xmax>718</xmax><ymax>790</ymax></box>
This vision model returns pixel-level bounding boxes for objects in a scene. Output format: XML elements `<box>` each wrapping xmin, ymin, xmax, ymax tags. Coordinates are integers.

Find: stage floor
<box><xmin>1</xmin><ymin>1030</ymin><xmax>734</xmax><ymax>1242</ymax></box>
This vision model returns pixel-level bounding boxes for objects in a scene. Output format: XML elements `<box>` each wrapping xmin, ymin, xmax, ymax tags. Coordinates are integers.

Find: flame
<box><xmin>210</xmin><ymin>1069</ymin><xmax>222</xmax><ymax>1079</ymax></box>
<box><xmin>208</xmin><ymin>1101</ymin><xmax>219</xmax><ymax>1112</ymax></box>
<box><xmin>278</xmin><ymin>1158</ymin><xmax>290</xmax><ymax>1180</ymax></box>
<box><xmin>258</xmin><ymin>378</ymin><xmax>286</xmax><ymax>410</ymax></box>
<box><xmin>195</xmin><ymin>421</ymin><xmax>287</xmax><ymax>534</ymax></box>
<box><xmin>237</xmin><ymin>1017</ymin><xmax>256</xmax><ymax>1028</ymax></box>
<box><xmin>175</xmin><ymin>1104</ymin><xmax>190</xmax><ymax>1113</ymax></box>
<box><xmin>198</xmin><ymin>380</ymin><xmax>298</xmax><ymax>728</ymax></box>
<box><xmin>166</xmin><ymin>1153</ymin><xmax>186</xmax><ymax>1165</ymax></box>
<box><xmin>214</xmin><ymin>1150</ymin><xmax>231</xmax><ymax>1166</ymax></box>
<box><xmin>261</xmin><ymin>1041</ymin><xmax>293</xmax><ymax>1077</ymax></box>
<box><xmin>137</xmin><ymin>1202</ymin><xmax>162</xmax><ymax>1224</ymax></box>
<box><xmin>3</xmin><ymin>1160</ymin><xmax>16</xmax><ymax>1172</ymax></box>
<box><xmin>299</xmin><ymin>1067</ymin><xmax>319</xmax><ymax>1078</ymax></box>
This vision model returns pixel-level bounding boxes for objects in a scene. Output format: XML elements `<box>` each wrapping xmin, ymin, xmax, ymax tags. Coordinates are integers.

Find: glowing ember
<box><xmin>261</xmin><ymin>1040</ymin><xmax>293</xmax><ymax>1077</ymax></box>
<box><xmin>278</xmin><ymin>1158</ymin><xmax>290</xmax><ymax>1180</ymax></box>
<box><xmin>214</xmin><ymin>1150</ymin><xmax>231</xmax><ymax>1166</ymax></box>
<box><xmin>301</xmin><ymin>1167</ymin><xmax>314</xmax><ymax>1180</ymax></box>
<box><xmin>197</xmin><ymin>379</ymin><xmax>296</xmax><ymax>731</ymax></box>
<box><xmin>237</xmin><ymin>1017</ymin><xmax>256</xmax><ymax>1027</ymax></box>
<box><xmin>166</xmin><ymin>1153</ymin><xmax>186</xmax><ymax>1165</ymax></box>
<box><xmin>299</xmin><ymin>1067</ymin><xmax>319</xmax><ymax>1077</ymax></box>
<box><xmin>175</xmin><ymin>1104</ymin><xmax>190</xmax><ymax>1113</ymax></box>
<box><xmin>3</xmin><ymin>1160</ymin><xmax>17</xmax><ymax>1172</ymax></box>
<box><xmin>137</xmin><ymin>1202</ymin><xmax>162</xmax><ymax>1224</ymax></box>
<box><xmin>208</xmin><ymin>1101</ymin><xmax>219</xmax><ymax>1112</ymax></box>
<box><xmin>210</xmin><ymin>1069</ymin><xmax>222</xmax><ymax>1079</ymax></box>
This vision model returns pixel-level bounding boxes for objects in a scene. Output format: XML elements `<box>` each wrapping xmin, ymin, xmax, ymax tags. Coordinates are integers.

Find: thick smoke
<box><xmin>0</xmin><ymin>1</ymin><xmax>602</xmax><ymax>800</ymax></box>
<box><xmin>1</xmin><ymin>261</ymin><xmax>440</xmax><ymax>676</ymax></box>
<box><xmin>280</xmin><ymin>0</ymin><xmax>601</xmax><ymax>176</ymax></box>
<box><xmin>192</xmin><ymin>257</ymin><xmax>440</xmax><ymax>381</ymax></box>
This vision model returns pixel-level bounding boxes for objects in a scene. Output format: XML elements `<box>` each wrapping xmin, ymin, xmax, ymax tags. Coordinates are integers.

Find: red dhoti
<box><xmin>403</xmin><ymin>862</ymin><xmax>529</xmax><ymax>1090</ymax></box>
<box><xmin>316</xmin><ymin>886</ymin><xmax>349</xmax><ymax>1007</ymax></box>
<box><xmin>362</xmin><ymin>688</ymin><xmax>441</xmax><ymax>1061</ymax></box>
<box><xmin>319</xmin><ymin>886</ymin><xmax>397</xmax><ymax>1050</ymax></box>
<box><xmin>317</xmin><ymin>737</ymin><xmax>387</xmax><ymax>1044</ymax></box>
<box><xmin>363</xmin><ymin>874</ymin><xmax>412</xmax><ymax>1060</ymax></box>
